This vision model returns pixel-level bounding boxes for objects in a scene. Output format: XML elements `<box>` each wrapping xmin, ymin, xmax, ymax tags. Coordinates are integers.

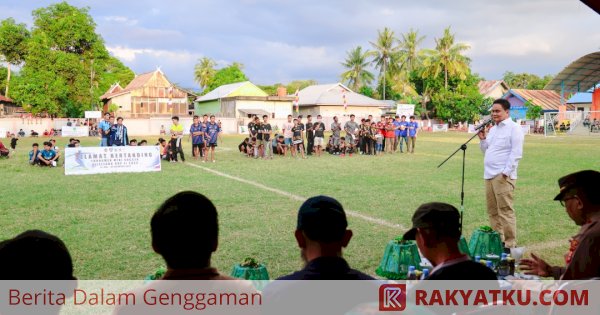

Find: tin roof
<box><xmin>545</xmin><ymin>51</ymin><xmax>600</xmax><ymax>92</ymax></box>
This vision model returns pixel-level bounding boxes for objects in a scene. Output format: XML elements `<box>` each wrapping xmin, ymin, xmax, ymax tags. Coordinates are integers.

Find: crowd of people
<box><xmin>239</xmin><ymin>113</ymin><xmax>420</xmax><ymax>159</ymax></box>
<box><xmin>1</xmin><ymin>169</ymin><xmax>598</xmax><ymax>284</ymax></box>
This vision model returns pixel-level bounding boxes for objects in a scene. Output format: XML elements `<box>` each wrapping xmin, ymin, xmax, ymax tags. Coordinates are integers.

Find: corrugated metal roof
<box><xmin>297</xmin><ymin>83</ymin><xmax>386</xmax><ymax>107</ymax></box>
<box><xmin>567</xmin><ymin>92</ymin><xmax>593</xmax><ymax>104</ymax></box>
<box><xmin>100</xmin><ymin>70</ymin><xmax>170</xmax><ymax>99</ymax></box>
<box><xmin>477</xmin><ymin>80</ymin><xmax>509</xmax><ymax>96</ymax></box>
<box><xmin>545</xmin><ymin>51</ymin><xmax>600</xmax><ymax>92</ymax></box>
<box><xmin>509</xmin><ymin>89</ymin><xmax>562</xmax><ymax>111</ymax></box>
<box><xmin>196</xmin><ymin>81</ymin><xmax>249</xmax><ymax>102</ymax></box>
<box><xmin>0</xmin><ymin>95</ymin><xmax>13</xmax><ymax>103</ymax></box>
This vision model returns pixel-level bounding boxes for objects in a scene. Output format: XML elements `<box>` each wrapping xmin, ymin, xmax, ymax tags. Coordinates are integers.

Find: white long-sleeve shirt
<box><xmin>479</xmin><ymin>118</ymin><xmax>524</xmax><ymax>180</ymax></box>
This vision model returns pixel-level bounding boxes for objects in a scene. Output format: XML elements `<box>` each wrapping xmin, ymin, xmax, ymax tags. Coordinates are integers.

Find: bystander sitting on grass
<box><xmin>29</xmin><ymin>143</ymin><xmax>40</xmax><ymax>165</ymax></box>
<box><xmin>38</xmin><ymin>141</ymin><xmax>59</xmax><ymax>167</ymax></box>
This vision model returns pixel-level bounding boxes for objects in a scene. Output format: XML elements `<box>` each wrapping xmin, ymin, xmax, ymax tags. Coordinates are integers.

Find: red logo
<box><xmin>379</xmin><ymin>284</ymin><xmax>406</xmax><ymax>311</ymax></box>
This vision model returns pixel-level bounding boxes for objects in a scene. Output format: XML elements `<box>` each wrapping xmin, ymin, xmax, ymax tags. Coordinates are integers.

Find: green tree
<box><xmin>398</xmin><ymin>28</ymin><xmax>425</xmax><ymax>74</ymax></box>
<box><xmin>340</xmin><ymin>46</ymin><xmax>374</xmax><ymax>91</ymax></box>
<box><xmin>0</xmin><ymin>18</ymin><xmax>30</xmax><ymax>97</ymax></box>
<box><xmin>10</xmin><ymin>2</ymin><xmax>133</xmax><ymax>116</ymax></box>
<box><xmin>0</xmin><ymin>66</ymin><xmax>7</xmax><ymax>94</ymax></box>
<box><xmin>370</xmin><ymin>27</ymin><xmax>399</xmax><ymax>100</ymax></box>
<box><xmin>359</xmin><ymin>85</ymin><xmax>374</xmax><ymax>98</ymax></box>
<box><xmin>503</xmin><ymin>71</ymin><xmax>553</xmax><ymax>89</ymax></box>
<box><xmin>194</xmin><ymin>57</ymin><xmax>216</xmax><ymax>90</ymax></box>
<box><xmin>525</xmin><ymin>100</ymin><xmax>543</xmax><ymax>121</ymax></box>
<box><xmin>286</xmin><ymin>80</ymin><xmax>318</xmax><ymax>94</ymax></box>
<box><xmin>432</xmin><ymin>83</ymin><xmax>490</xmax><ymax>123</ymax></box>
<box><xmin>204</xmin><ymin>63</ymin><xmax>248</xmax><ymax>93</ymax></box>
<box><xmin>422</xmin><ymin>27</ymin><xmax>470</xmax><ymax>89</ymax></box>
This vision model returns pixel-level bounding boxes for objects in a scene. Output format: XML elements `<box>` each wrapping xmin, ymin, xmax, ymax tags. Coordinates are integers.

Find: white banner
<box><xmin>64</xmin><ymin>146</ymin><xmax>161</xmax><ymax>175</ymax></box>
<box><xmin>61</xmin><ymin>126</ymin><xmax>89</xmax><ymax>137</ymax></box>
<box><xmin>85</xmin><ymin>111</ymin><xmax>102</xmax><ymax>118</ymax></box>
<box><xmin>396</xmin><ymin>104</ymin><xmax>415</xmax><ymax>118</ymax></box>
<box><xmin>432</xmin><ymin>124</ymin><xmax>448</xmax><ymax>132</ymax></box>
<box><xmin>521</xmin><ymin>124</ymin><xmax>531</xmax><ymax>135</ymax></box>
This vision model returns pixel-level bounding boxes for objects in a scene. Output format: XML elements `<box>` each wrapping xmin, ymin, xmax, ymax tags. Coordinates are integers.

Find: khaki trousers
<box><xmin>485</xmin><ymin>174</ymin><xmax>517</xmax><ymax>247</ymax></box>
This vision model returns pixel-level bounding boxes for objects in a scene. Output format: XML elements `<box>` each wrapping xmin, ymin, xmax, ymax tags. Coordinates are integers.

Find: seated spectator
<box><xmin>402</xmin><ymin>202</ymin><xmax>497</xmax><ymax>280</ymax></box>
<box><xmin>30</xmin><ymin>130</ymin><xmax>39</xmax><ymax>137</ymax></box>
<box><xmin>168</xmin><ymin>135</ymin><xmax>178</xmax><ymax>162</ymax></box>
<box><xmin>151</xmin><ymin>191</ymin><xmax>235</xmax><ymax>280</ymax></box>
<box><xmin>277</xmin><ymin>195</ymin><xmax>374</xmax><ymax>280</ymax></box>
<box><xmin>0</xmin><ymin>229</ymin><xmax>76</xmax><ymax>280</ymax></box>
<box><xmin>50</xmin><ymin>139</ymin><xmax>60</xmax><ymax>164</ymax></box>
<box><xmin>43</xmin><ymin>129</ymin><xmax>50</xmax><ymax>136</ymax></box>
<box><xmin>275</xmin><ymin>135</ymin><xmax>285</xmax><ymax>155</ymax></box>
<box><xmin>158</xmin><ymin>138</ymin><xmax>169</xmax><ymax>160</ymax></box>
<box><xmin>129</xmin><ymin>139</ymin><xmax>138</xmax><ymax>146</ymax></box>
<box><xmin>239</xmin><ymin>137</ymin><xmax>250</xmax><ymax>153</ymax></box>
<box><xmin>10</xmin><ymin>134</ymin><xmax>18</xmax><ymax>151</ymax></box>
<box><xmin>29</xmin><ymin>143</ymin><xmax>41</xmax><ymax>165</ymax></box>
<box><xmin>38</xmin><ymin>141</ymin><xmax>59</xmax><ymax>167</ymax></box>
<box><xmin>0</xmin><ymin>140</ymin><xmax>9</xmax><ymax>158</ymax></box>
<box><xmin>520</xmin><ymin>170</ymin><xmax>600</xmax><ymax>280</ymax></box>
<box><xmin>18</xmin><ymin>129</ymin><xmax>25</xmax><ymax>137</ymax></box>
<box><xmin>66</xmin><ymin>119</ymin><xmax>72</xmax><ymax>127</ymax></box>
<box><xmin>138</xmin><ymin>140</ymin><xmax>147</xmax><ymax>146</ymax></box>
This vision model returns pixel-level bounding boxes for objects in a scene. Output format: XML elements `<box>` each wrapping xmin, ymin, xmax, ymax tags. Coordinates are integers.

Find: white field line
<box><xmin>186</xmin><ymin>163</ymin><xmax>404</xmax><ymax>230</ymax></box>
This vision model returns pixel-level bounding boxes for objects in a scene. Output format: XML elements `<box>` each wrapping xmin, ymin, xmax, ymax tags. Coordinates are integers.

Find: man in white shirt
<box><xmin>478</xmin><ymin>99</ymin><xmax>524</xmax><ymax>248</ymax></box>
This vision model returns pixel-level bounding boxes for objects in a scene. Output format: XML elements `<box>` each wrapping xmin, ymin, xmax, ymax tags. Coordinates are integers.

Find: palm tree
<box><xmin>398</xmin><ymin>28</ymin><xmax>425</xmax><ymax>74</ymax></box>
<box><xmin>422</xmin><ymin>27</ymin><xmax>470</xmax><ymax>89</ymax></box>
<box><xmin>194</xmin><ymin>57</ymin><xmax>216</xmax><ymax>90</ymax></box>
<box><xmin>369</xmin><ymin>27</ymin><xmax>399</xmax><ymax>100</ymax></box>
<box><xmin>340</xmin><ymin>46</ymin><xmax>374</xmax><ymax>91</ymax></box>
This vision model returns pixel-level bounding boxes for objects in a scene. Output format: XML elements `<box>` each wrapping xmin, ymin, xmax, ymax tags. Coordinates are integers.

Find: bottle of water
<box><xmin>421</xmin><ymin>268</ymin><xmax>430</xmax><ymax>280</ymax></box>
<box><xmin>407</xmin><ymin>265</ymin><xmax>417</xmax><ymax>280</ymax></box>
<box><xmin>474</xmin><ymin>255</ymin><xmax>481</xmax><ymax>262</ymax></box>
<box><xmin>497</xmin><ymin>253</ymin><xmax>510</xmax><ymax>277</ymax></box>
<box><xmin>486</xmin><ymin>260</ymin><xmax>494</xmax><ymax>272</ymax></box>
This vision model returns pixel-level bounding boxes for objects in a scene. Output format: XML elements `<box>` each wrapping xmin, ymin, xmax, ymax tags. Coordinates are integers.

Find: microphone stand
<box><xmin>437</xmin><ymin>128</ymin><xmax>484</xmax><ymax>234</ymax></box>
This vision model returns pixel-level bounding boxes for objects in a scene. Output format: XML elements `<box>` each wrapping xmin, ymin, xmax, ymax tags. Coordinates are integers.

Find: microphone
<box><xmin>475</xmin><ymin>118</ymin><xmax>493</xmax><ymax>131</ymax></box>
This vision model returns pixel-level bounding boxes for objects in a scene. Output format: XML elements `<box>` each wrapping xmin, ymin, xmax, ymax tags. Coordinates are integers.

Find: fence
<box><xmin>543</xmin><ymin>111</ymin><xmax>600</xmax><ymax>137</ymax></box>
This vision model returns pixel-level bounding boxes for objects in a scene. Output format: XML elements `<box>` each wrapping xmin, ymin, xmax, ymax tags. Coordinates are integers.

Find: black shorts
<box><xmin>207</xmin><ymin>143</ymin><xmax>217</xmax><ymax>148</ymax></box>
<box><xmin>193</xmin><ymin>143</ymin><xmax>205</xmax><ymax>150</ymax></box>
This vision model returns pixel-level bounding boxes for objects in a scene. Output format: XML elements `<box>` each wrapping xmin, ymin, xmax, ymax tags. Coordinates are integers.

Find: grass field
<box><xmin>0</xmin><ymin>132</ymin><xmax>598</xmax><ymax>279</ymax></box>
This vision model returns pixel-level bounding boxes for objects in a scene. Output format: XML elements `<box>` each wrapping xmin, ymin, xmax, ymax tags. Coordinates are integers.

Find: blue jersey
<box><xmin>393</xmin><ymin>121</ymin><xmax>402</xmax><ymax>136</ymax></box>
<box><xmin>39</xmin><ymin>149</ymin><xmax>56</xmax><ymax>160</ymax></box>
<box><xmin>408</xmin><ymin>121</ymin><xmax>419</xmax><ymax>137</ymax></box>
<box><xmin>190</xmin><ymin>123</ymin><xmax>205</xmax><ymax>144</ymax></box>
<box><xmin>29</xmin><ymin>150</ymin><xmax>40</xmax><ymax>161</ymax></box>
<box><xmin>206</xmin><ymin>122</ymin><xmax>221</xmax><ymax>144</ymax></box>
<box><xmin>399</xmin><ymin>121</ymin><xmax>409</xmax><ymax>136</ymax></box>
<box><xmin>98</xmin><ymin>120</ymin><xmax>111</xmax><ymax>138</ymax></box>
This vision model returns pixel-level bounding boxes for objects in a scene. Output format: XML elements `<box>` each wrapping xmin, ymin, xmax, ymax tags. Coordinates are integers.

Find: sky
<box><xmin>1</xmin><ymin>0</ymin><xmax>598</xmax><ymax>91</ymax></box>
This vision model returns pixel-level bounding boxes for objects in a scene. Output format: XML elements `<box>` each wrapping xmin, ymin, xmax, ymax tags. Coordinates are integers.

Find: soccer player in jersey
<box><xmin>205</xmin><ymin>115</ymin><xmax>221</xmax><ymax>163</ymax></box>
<box><xmin>292</xmin><ymin>118</ymin><xmax>306</xmax><ymax>159</ymax></box>
<box><xmin>190</xmin><ymin>115</ymin><xmax>204</xmax><ymax>160</ymax></box>
<box><xmin>170</xmin><ymin>116</ymin><xmax>185</xmax><ymax>162</ymax></box>
<box><xmin>261</xmin><ymin>115</ymin><xmax>273</xmax><ymax>159</ymax></box>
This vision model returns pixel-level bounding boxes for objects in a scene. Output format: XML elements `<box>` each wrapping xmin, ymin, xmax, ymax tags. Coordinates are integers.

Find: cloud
<box><xmin>103</xmin><ymin>16</ymin><xmax>138</xmax><ymax>26</ymax></box>
<box><xmin>107</xmin><ymin>46</ymin><xmax>198</xmax><ymax>63</ymax></box>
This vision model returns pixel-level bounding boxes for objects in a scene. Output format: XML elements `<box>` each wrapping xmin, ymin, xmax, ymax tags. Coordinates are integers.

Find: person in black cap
<box><xmin>403</xmin><ymin>202</ymin><xmax>497</xmax><ymax>280</ymax></box>
<box><xmin>277</xmin><ymin>195</ymin><xmax>374</xmax><ymax>279</ymax></box>
<box><xmin>520</xmin><ymin>170</ymin><xmax>600</xmax><ymax>280</ymax></box>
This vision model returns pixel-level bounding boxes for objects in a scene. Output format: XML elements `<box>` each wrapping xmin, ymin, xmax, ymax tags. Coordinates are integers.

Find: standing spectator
<box><xmin>0</xmin><ymin>140</ymin><xmax>9</xmax><ymax>158</ymax></box>
<box><xmin>407</xmin><ymin>115</ymin><xmax>419</xmax><ymax>153</ymax></box>
<box><xmin>169</xmin><ymin>116</ymin><xmax>185</xmax><ymax>162</ymax></box>
<box><xmin>477</xmin><ymin>99</ymin><xmax>524</xmax><ymax>248</ymax></box>
<box><xmin>282</xmin><ymin>115</ymin><xmax>295</xmax><ymax>157</ymax></box>
<box><xmin>29</xmin><ymin>143</ymin><xmax>40</xmax><ymax>165</ymax></box>
<box><xmin>384</xmin><ymin>117</ymin><xmax>395</xmax><ymax>154</ymax></box>
<box><xmin>292</xmin><ymin>118</ymin><xmax>306</xmax><ymax>159</ymax></box>
<box><xmin>398</xmin><ymin>115</ymin><xmax>409</xmax><ymax>153</ymax></box>
<box><xmin>138</xmin><ymin>140</ymin><xmax>147</xmax><ymax>146</ymax></box>
<box><xmin>205</xmin><ymin>115</ymin><xmax>221</xmax><ymax>163</ymax></box>
<box><xmin>10</xmin><ymin>134</ymin><xmax>18</xmax><ymax>152</ymax></box>
<box><xmin>189</xmin><ymin>115</ymin><xmax>204</xmax><ymax>159</ymax></box>
<box><xmin>110</xmin><ymin>117</ymin><xmax>129</xmax><ymax>146</ymax></box>
<box><xmin>305</xmin><ymin>115</ymin><xmax>314</xmax><ymax>156</ymax></box>
<box><xmin>129</xmin><ymin>139</ymin><xmax>138</xmax><ymax>146</ymax></box>
<box><xmin>344</xmin><ymin>114</ymin><xmax>359</xmax><ymax>154</ymax></box>
<box><xmin>330</xmin><ymin>116</ymin><xmax>342</xmax><ymax>154</ymax></box>
<box><xmin>249</xmin><ymin>116</ymin><xmax>260</xmax><ymax>158</ymax></box>
<box><xmin>261</xmin><ymin>115</ymin><xmax>273</xmax><ymax>159</ymax></box>
<box><xmin>160</xmin><ymin>124</ymin><xmax>166</xmax><ymax>136</ymax></box>
<box><xmin>277</xmin><ymin>195</ymin><xmax>374</xmax><ymax>280</ymax></box>
<box><xmin>38</xmin><ymin>141</ymin><xmax>59</xmax><ymax>167</ymax></box>
<box><xmin>313</xmin><ymin>115</ymin><xmax>326</xmax><ymax>157</ymax></box>
<box><xmin>98</xmin><ymin>112</ymin><xmax>112</xmax><ymax>146</ymax></box>
<box><xmin>393</xmin><ymin>116</ymin><xmax>402</xmax><ymax>152</ymax></box>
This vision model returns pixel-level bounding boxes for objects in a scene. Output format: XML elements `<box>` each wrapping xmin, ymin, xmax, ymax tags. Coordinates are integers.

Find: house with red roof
<box><xmin>502</xmin><ymin>89</ymin><xmax>566</xmax><ymax>120</ymax></box>
<box><xmin>100</xmin><ymin>69</ymin><xmax>192</xmax><ymax>117</ymax></box>
<box><xmin>477</xmin><ymin>80</ymin><xmax>509</xmax><ymax>100</ymax></box>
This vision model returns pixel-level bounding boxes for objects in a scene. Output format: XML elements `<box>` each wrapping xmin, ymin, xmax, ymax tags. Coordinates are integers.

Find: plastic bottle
<box><xmin>486</xmin><ymin>260</ymin><xmax>494</xmax><ymax>272</ymax></box>
<box><xmin>407</xmin><ymin>265</ymin><xmax>417</xmax><ymax>280</ymax></box>
<box><xmin>497</xmin><ymin>253</ymin><xmax>510</xmax><ymax>277</ymax></box>
<box><xmin>474</xmin><ymin>255</ymin><xmax>481</xmax><ymax>262</ymax></box>
<box><xmin>421</xmin><ymin>268</ymin><xmax>430</xmax><ymax>280</ymax></box>
<box><xmin>507</xmin><ymin>254</ymin><xmax>516</xmax><ymax>276</ymax></box>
